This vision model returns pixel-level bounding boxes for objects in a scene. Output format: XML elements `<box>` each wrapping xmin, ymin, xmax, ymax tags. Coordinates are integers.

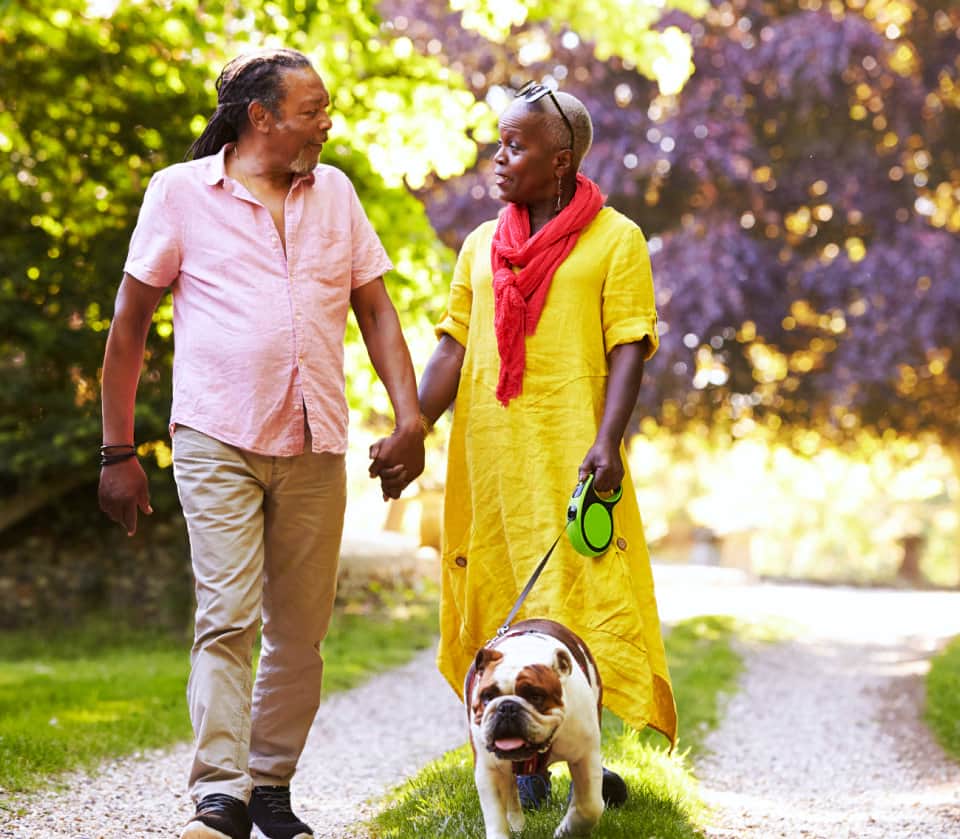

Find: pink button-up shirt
<box><xmin>124</xmin><ymin>145</ymin><xmax>392</xmax><ymax>456</ymax></box>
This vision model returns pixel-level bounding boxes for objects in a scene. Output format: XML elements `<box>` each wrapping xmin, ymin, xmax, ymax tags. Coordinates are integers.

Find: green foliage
<box><xmin>0</xmin><ymin>595</ymin><xmax>438</xmax><ymax>796</ymax></box>
<box><xmin>925</xmin><ymin>635</ymin><xmax>960</xmax><ymax>763</ymax></box>
<box><xmin>450</xmin><ymin>0</ymin><xmax>706</xmax><ymax>93</ymax></box>
<box><xmin>370</xmin><ymin>615</ymin><xmax>751</xmax><ymax>838</ymax></box>
<box><xmin>0</xmin><ymin>0</ymin><xmax>488</xmax><ymax>491</ymax></box>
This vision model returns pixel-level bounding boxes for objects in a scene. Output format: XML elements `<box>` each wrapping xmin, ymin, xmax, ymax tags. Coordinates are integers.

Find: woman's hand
<box><xmin>578</xmin><ymin>436</ymin><xmax>624</xmax><ymax>494</ymax></box>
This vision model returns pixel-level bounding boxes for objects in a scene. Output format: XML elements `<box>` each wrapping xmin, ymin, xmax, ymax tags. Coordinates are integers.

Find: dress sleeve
<box><xmin>602</xmin><ymin>222</ymin><xmax>659</xmax><ymax>359</ymax></box>
<box><xmin>434</xmin><ymin>225</ymin><xmax>479</xmax><ymax>348</ymax></box>
<box><xmin>123</xmin><ymin>171</ymin><xmax>182</xmax><ymax>288</ymax></box>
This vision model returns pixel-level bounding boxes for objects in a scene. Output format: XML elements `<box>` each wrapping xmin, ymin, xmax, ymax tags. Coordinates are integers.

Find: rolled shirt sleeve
<box><xmin>601</xmin><ymin>223</ymin><xmax>659</xmax><ymax>359</ymax></box>
<box><xmin>124</xmin><ymin>171</ymin><xmax>182</xmax><ymax>288</ymax></box>
<box><xmin>435</xmin><ymin>223</ymin><xmax>484</xmax><ymax>348</ymax></box>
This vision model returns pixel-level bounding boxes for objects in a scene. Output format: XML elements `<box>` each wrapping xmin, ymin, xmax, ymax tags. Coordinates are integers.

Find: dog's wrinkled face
<box><xmin>470</xmin><ymin>646</ymin><xmax>571</xmax><ymax>761</ymax></box>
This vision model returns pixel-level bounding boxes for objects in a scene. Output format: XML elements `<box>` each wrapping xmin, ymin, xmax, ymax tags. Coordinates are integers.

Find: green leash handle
<box><xmin>566</xmin><ymin>473</ymin><xmax>622</xmax><ymax>557</ymax></box>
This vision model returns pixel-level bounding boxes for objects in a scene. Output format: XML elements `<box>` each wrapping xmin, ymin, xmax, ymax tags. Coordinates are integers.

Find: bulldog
<box><xmin>465</xmin><ymin>619</ymin><xmax>605</xmax><ymax>839</ymax></box>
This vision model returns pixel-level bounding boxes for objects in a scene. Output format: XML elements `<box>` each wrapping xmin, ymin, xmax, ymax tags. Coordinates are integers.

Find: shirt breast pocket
<box><xmin>297</xmin><ymin>231</ymin><xmax>353</xmax><ymax>295</ymax></box>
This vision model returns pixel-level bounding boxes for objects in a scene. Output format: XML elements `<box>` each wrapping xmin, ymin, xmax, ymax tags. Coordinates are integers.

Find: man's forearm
<box><xmin>359</xmin><ymin>306</ymin><xmax>420</xmax><ymax>430</ymax></box>
<box><xmin>101</xmin><ymin>319</ymin><xmax>148</xmax><ymax>444</ymax></box>
<box><xmin>100</xmin><ymin>275</ymin><xmax>164</xmax><ymax>444</ymax></box>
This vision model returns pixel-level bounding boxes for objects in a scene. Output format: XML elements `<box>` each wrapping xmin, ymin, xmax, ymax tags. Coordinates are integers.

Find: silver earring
<box><xmin>556</xmin><ymin>177</ymin><xmax>563</xmax><ymax>213</ymax></box>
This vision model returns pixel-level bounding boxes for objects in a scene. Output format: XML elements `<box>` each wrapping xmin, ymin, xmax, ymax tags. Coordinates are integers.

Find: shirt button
<box><xmin>454</xmin><ymin>556</ymin><xmax>467</xmax><ymax>568</ymax></box>
<box><xmin>616</xmin><ymin>537</ymin><xmax>628</xmax><ymax>550</ymax></box>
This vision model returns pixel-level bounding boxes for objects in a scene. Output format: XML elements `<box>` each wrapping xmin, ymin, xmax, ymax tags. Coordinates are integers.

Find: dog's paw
<box><xmin>554</xmin><ymin>809</ymin><xmax>599</xmax><ymax>838</ymax></box>
<box><xmin>507</xmin><ymin>809</ymin><xmax>525</xmax><ymax>832</ymax></box>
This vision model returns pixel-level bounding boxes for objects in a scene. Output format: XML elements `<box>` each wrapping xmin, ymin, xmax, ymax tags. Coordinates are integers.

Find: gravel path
<box><xmin>3</xmin><ymin>565</ymin><xmax>959</xmax><ymax>839</ymax></box>
<box><xmin>1</xmin><ymin>648</ymin><xmax>465</xmax><ymax>839</ymax></box>
<box><xmin>653</xmin><ymin>565</ymin><xmax>960</xmax><ymax>839</ymax></box>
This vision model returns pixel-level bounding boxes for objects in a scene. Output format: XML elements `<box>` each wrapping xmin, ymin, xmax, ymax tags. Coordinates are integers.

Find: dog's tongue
<box><xmin>495</xmin><ymin>737</ymin><xmax>526</xmax><ymax>751</ymax></box>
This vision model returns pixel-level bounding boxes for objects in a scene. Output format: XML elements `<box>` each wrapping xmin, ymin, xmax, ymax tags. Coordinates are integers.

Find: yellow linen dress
<box><xmin>435</xmin><ymin>206</ymin><xmax>676</xmax><ymax>743</ymax></box>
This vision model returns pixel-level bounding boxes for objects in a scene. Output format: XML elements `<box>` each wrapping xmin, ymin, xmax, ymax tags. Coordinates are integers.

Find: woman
<box><xmin>416</xmin><ymin>84</ymin><xmax>676</xmax><ymax>805</ymax></box>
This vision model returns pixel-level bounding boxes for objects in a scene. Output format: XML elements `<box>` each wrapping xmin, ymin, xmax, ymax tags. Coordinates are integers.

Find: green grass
<box><xmin>370</xmin><ymin>615</ymin><xmax>753</xmax><ymax>839</ymax></box>
<box><xmin>0</xmin><ymin>590</ymin><xmax>438</xmax><ymax>799</ymax></box>
<box><xmin>925</xmin><ymin>634</ymin><xmax>960</xmax><ymax>762</ymax></box>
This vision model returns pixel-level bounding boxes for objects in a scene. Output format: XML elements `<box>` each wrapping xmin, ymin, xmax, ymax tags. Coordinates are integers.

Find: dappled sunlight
<box><xmin>59</xmin><ymin>700</ymin><xmax>144</xmax><ymax>725</ymax></box>
<box><xmin>631</xmin><ymin>426</ymin><xmax>960</xmax><ymax>586</ymax></box>
<box><xmin>653</xmin><ymin>563</ymin><xmax>959</xmax><ymax>644</ymax></box>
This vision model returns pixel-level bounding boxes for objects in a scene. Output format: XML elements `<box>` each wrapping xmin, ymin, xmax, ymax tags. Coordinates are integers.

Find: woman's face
<box><xmin>492</xmin><ymin>104</ymin><xmax>564</xmax><ymax>206</ymax></box>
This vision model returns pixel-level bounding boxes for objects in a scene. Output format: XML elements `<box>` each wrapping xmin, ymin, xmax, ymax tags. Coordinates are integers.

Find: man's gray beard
<box><xmin>291</xmin><ymin>149</ymin><xmax>316</xmax><ymax>175</ymax></box>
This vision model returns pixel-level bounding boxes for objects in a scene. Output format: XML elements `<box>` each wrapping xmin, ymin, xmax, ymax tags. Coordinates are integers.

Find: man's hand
<box><xmin>578</xmin><ymin>436</ymin><xmax>624</xmax><ymax>494</ymax></box>
<box><xmin>369</xmin><ymin>425</ymin><xmax>425</xmax><ymax>500</ymax></box>
<box><xmin>98</xmin><ymin>458</ymin><xmax>153</xmax><ymax>536</ymax></box>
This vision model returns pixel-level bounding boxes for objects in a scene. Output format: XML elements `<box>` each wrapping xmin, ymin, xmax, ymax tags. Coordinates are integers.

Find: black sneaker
<box><xmin>249</xmin><ymin>785</ymin><xmax>313</xmax><ymax>839</ymax></box>
<box><xmin>600</xmin><ymin>767</ymin><xmax>628</xmax><ymax>807</ymax></box>
<box><xmin>180</xmin><ymin>793</ymin><xmax>252</xmax><ymax>839</ymax></box>
<box><xmin>566</xmin><ymin>767</ymin><xmax>629</xmax><ymax>809</ymax></box>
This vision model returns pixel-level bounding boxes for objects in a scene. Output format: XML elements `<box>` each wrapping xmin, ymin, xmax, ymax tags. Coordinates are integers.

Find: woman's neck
<box><xmin>526</xmin><ymin>176</ymin><xmax>575</xmax><ymax>235</ymax></box>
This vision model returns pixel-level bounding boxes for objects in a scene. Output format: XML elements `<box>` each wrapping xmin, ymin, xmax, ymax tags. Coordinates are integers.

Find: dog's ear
<box><xmin>475</xmin><ymin>647</ymin><xmax>504</xmax><ymax>674</ymax></box>
<box><xmin>553</xmin><ymin>648</ymin><xmax>573</xmax><ymax>678</ymax></box>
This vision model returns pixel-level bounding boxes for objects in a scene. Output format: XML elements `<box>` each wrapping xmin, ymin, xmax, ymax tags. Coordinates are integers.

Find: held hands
<box><xmin>98</xmin><ymin>457</ymin><xmax>153</xmax><ymax>536</ymax></box>
<box><xmin>368</xmin><ymin>423</ymin><xmax>426</xmax><ymax>500</ymax></box>
<box><xmin>579</xmin><ymin>436</ymin><xmax>624</xmax><ymax>494</ymax></box>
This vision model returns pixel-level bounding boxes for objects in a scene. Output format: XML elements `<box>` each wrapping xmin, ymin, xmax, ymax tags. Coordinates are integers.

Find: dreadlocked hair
<box><xmin>186</xmin><ymin>48</ymin><xmax>313</xmax><ymax>160</ymax></box>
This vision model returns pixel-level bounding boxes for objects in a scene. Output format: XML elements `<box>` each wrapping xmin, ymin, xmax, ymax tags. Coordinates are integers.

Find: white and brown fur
<box><xmin>464</xmin><ymin>619</ymin><xmax>604</xmax><ymax>839</ymax></box>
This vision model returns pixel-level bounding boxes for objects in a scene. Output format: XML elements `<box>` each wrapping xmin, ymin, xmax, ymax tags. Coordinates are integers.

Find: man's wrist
<box><xmin>396</xmin><ymin>413</ymin><xmax>432</xmax><ymax>439</ymax></box>
<box><xmin>100</xmin><ymin>444</ymin><xmax>138</xmax><ymax>467</ymax></box>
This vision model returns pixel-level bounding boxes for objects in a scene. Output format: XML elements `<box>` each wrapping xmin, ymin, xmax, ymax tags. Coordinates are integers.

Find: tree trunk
<box><xmin>896</xmin><ymin>534</ymin><xmax>925</xmax><ymax>584</ymax></box>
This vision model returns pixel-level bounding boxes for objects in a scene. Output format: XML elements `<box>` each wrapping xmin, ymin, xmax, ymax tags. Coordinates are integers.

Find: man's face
<box><xmin>271</xmin><ymin>66</ymin><xmax>333</xmax><ymax>175</ymax></box>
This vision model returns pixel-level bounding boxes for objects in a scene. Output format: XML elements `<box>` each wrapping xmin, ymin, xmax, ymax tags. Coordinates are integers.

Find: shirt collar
<box><xmin>202</xmin><ymin>144</ymin><xmax>230</xmax><ymax>186</ymax></box>
<box><xmin>203</xmin><ymin>143</ymin><xmax>317</xmax><ymax>189</ymax></box>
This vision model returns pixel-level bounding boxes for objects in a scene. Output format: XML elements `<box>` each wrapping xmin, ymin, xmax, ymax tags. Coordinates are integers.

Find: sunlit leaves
<box><xmin>451</xmin><ymin>0</ymin><xmax>705</xmax><ymax>94</ymax></box>
<box><xmin>419</xmin><ymin>0</ymin><xmax>960</xmax><ymax>449</ymax></box>
<box><xmin>0</xmin><ymin>0</ymin><xmax>486</xmax><ymax>482</ymax></box>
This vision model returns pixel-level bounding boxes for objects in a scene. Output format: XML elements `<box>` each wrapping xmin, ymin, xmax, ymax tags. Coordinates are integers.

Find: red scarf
<box><xmin>491</xmin><ymin>172</ymin><xmax>605</xmax><ymax>405</ymax></box>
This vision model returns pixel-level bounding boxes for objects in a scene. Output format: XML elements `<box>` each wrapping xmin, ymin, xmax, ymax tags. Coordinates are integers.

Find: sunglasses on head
<box><xmin>515</xmin><ymin>81</ymin><xmax>574</xmax><ymax>151</ymax></box>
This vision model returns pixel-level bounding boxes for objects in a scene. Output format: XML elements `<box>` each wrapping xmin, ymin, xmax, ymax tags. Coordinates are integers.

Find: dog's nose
<box><xmin>497</xmin><ymin>700</ymin><xmax>522</xmax><ymax>719</ymax></box>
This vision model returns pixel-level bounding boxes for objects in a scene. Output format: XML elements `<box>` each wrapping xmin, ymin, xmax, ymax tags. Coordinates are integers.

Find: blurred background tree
<box><xmin>398</xmin><ymin>0</ymin><xmax>960</xmax><ymax>450</ymax></box>
<box><xmin>388</xmin><ymin>0</ymin><xmax>959</xmax><ymax>584</ymax></box>
<box><xmin>0</xmin><ymin>0</ymin><xmax>493</xmax><ymax>530</ymax></box>
<box><xmin>1</xmin><ymin>0</ymin><xmax>958</xmax><ymax>626</ymax></box>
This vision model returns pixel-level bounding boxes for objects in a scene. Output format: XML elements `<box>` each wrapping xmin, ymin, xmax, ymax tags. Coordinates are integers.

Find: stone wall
<box><xmin>0</xmin><ymin>479</ymin><xmax>194</xmax><ymax>630</ymax></box>
<box><xmin>0</xmin><ymin>476</ymin><xmax>434</xmax><ymax>631</ymax></box>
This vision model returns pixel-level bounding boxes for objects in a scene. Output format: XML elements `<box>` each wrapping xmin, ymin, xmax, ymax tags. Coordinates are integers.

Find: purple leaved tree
<box><xmin>390</xmin><ymin>0</ymin><xmax>960</xmax><ymax>452</ymax></box>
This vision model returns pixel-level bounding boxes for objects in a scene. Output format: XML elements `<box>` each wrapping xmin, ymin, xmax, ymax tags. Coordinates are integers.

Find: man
<box><xmin>98</xmin><ymin>49</ymin><xmax>424</xmax><ymax>839</ymax></box>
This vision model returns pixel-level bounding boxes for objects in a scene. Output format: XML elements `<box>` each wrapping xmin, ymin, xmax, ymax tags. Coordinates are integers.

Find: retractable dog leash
<box><xmin>565</xmin><ymin>473</ymin><xmax>623</xmax><ymax>557</ymax></box>
<box><xmin>491</xmin><ymin>473</ymin><xmax>622</xmax><ymax>642</ymax></box>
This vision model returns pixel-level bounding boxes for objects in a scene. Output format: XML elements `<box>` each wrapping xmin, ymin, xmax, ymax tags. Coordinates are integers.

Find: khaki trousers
<box><xmin>172</xmin><ymin>426</ymin><xmax>346</xmax><ymax>803</ymax></box>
